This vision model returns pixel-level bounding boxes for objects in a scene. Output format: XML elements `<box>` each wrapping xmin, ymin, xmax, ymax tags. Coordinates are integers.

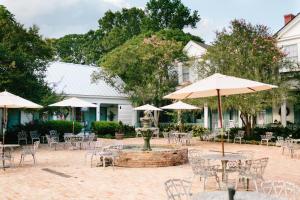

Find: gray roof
<box><xmin>45</xmin><ymin>62</ymin><xmax>127</xmax><ymax>98</ymax></box>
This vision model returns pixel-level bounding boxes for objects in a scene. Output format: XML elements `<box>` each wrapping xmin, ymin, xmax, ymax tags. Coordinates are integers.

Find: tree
<box><xmin>93</xmin><ymin>32</ymin><xmax>186</xmax><ymax>106</ymax></box>
<box><xmin>144</xmin><ymin>0</ymin><xmax>200</xmax><ymax>31</ymax></box>
<box><xmin>195</xmin><ymin>19</ymin><xmax>291</xmax><ymax>134</ymax></box>
<box><xmin>0</xmin><ymin>5</ymin><xmax>56</xmax><ymax>104</ymax></box>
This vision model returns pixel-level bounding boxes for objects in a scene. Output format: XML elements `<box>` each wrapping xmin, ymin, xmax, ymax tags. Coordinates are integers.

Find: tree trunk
<box><xmin>240</xmin><ymin>112</ymin><xmax>251</xmax><ymax>135</ymax></box>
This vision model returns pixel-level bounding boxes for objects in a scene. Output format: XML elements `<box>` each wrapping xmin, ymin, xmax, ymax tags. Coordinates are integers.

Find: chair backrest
<box><xmin>249</xmin><ymin>157</ymin><xmax>269</xmax><ymax>177</ymax></box>
<box><xmin>261</xmin><ymin>180</ymin><xmax>300</xmax><ymax>200</ymax></box>
<box><xmin>64</xmin><ymin>133</ymin><xmax>73</xmax><ymax>138</ymax></box>
<box><xmin>18</xmin><ymin>131</ymin><xmax>27</xmax><ymax>139</ymax></box>
<box><xmin>30</xmin><ymin>131</ymin><xmax>40</xmax><ymax>138</ymax></box>
<box><xmin>237</xmin><ymin>130</ymin><xmax>245</xmax><ymax>138</ymax></box>
<box><xmin>188</xmin><ymin>149</ymin><xmax>203</xmax><ymax>161</ymax></box>
<box><xmin>266</xmin><ymin>132</ymin><xmax>273</xmax><ymax>139</ymax></box>
<box><xmin>189</xmin><ymin>157</ymin><xmax>207</xmax><ymax>175</ymax></box>
<box><xmin>165</xmin><ymin>179</ymin><xmax>192</xmax><ymax>200</ymax></box>
<box><xmin>49</xmin><ymin>130</ymin><xmax>57</xmax><ymax>137</ymax></box>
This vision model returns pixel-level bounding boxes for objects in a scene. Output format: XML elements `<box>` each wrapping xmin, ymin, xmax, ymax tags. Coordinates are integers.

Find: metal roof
<box><xmin>45</xmin><ymin>62</ymin><xmax>127</xmax><ymax>98</ymax></box>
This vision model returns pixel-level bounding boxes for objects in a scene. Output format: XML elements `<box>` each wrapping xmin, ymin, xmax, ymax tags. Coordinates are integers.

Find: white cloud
<box><xmin>184</xmin><ymin>17</ymin><xmax>223</xmax><ymax>44</ymax></box>
<box><xmin>1</xmin><ymin>0</ymin><xmax>132</xmax><ymax>38</ymax></box>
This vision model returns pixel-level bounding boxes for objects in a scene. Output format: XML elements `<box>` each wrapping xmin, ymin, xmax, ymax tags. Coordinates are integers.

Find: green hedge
<box><xmin>91</xmin><ymin>121</ymin><xmax>136</xmax><ymax>138</ymax></box>
<box><xmin>91</xmin><ymin>121</ymin><xmax>119</xmax><ymax>135</ymax></box>
<box><xmin>159</xmin><ymin>123</ymin><xmax>207</xmax><ymax>137</ymax></box>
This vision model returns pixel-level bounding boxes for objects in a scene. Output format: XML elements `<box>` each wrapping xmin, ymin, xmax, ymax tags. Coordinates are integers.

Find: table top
<box><xmin>192</xmin><ymin>191</ymin><xmax>286</xmax><ymax>200</ymax></box>
<box><xmin>0</xmin><ymin>144</ymin><xmax>20</xmax><ymax>148</ymax></box>
<box><xmin>201</xmin><ymin>153</ymin><xmax>246</xmax><ymax>161</ymax></box>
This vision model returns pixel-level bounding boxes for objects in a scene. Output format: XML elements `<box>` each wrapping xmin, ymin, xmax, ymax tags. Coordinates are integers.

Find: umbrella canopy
<box><xmin>160</xmin><ymin>101</ymin><xmax>199</xmax><ymax>110</ymax></box>
<box><xmin>164</xmin><ymin>73</ymin><xmax>277</xmax><ymax>99</ymax></box>
<box><xmin>49</xmin><ymin>97</ymin><xmax>97</xmax><ymax>108</ymax></box>
<box><xmin>0</xmin><ymin>91</ymin><xmax>43</xmax><ymax>109</ymax></box>
<box><xmin>134</xmin><ymin>104</ymin><xmax>162</xmax><ymax>111</ymax></box>
<box><xmin>164</xmin><ymin>73</ymin><xmax>277</xmax><ymax>156</ymax></box>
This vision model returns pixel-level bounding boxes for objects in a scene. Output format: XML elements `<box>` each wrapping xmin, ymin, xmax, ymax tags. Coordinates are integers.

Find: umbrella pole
<box><xmin>217</xmin><ymin>89</ymin><xmax>224</xmax><ymax>156</ymax></box>
<box><xmin>72</xmin><ymin>107</ymin><xmax>75</xmax><ymax>134</ymax></box>
<box><xmin>2</xmin><ymin>106</ymin><xmax>7</xmax><ymax>170</ymax></box>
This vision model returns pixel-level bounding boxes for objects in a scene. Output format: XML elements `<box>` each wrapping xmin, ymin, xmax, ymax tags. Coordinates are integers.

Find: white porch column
<box><xmin>204</xmin><ymin>105</ymin><xmax>208</xmax><ymax>128</ymax></box>
<box><xmin>96</xmin><ymin>103</ymin><xmax>101</xmax><ymax>121</ymax></box>
<box><xmin>238</xmin><ymin>110</ymin><xmax>243</xmax><ymax>128</ymax></box>
<box><xmin>281</xmin><ymin>99</ymin><xmax>287</xmax><ymax>127</ymax></box>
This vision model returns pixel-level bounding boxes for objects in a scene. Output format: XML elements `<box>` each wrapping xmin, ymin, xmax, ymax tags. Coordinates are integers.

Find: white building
<box><xmin>45</xmin><ymin>62</ymin><xmax>135</xmax><ymax>126</ymax></box>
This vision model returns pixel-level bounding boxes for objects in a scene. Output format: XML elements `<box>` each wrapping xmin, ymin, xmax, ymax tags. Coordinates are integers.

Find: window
<box><xmin>182</xmin><ymin>67</ymin><xmax>190</xmax><ymax>82</ymax></box>
<box><xmin>283</xmin><ymin>44</ymin><xmax>298</xmax><ymax>63</ymax></box>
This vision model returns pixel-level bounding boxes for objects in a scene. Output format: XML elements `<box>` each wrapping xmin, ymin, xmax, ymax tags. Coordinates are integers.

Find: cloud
<box><xmin>1</xmin><ymin>0</ymin><xmax>132</xmax><ymax>38</ymax></box>
<box><xmin>184</xmin><ymin>17</ymin><xmax>223</xmax><ymax>44</ymax></box>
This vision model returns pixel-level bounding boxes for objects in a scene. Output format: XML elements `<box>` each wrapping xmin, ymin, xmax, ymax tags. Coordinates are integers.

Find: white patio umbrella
<box><xmin>134</xmin><ymin>104</ymin><xmax>162</xmax><ymax>127</ymax></box>
<box><xmin>0</xmin><ymin>90</ymin><xmax>43</xmax><ymax>143</ymax></box>
<box><xmin>160</xmin><ymin>101</ymin><xmax>199</xmax><ymax>128</ymax></box>
<box><xmin>49</xmin><ymin>97</ymin><xmax>97</xmax><ymax>133</ymax></box>
<box><xmin>134</xmin><ymin>104</ymin><xmax>162</xmax><ymax>111</ymax></box>
<box><xmin>164</xmin><ymin>73</ymin><xmax>277</xmax><ymax>156</ymax></box>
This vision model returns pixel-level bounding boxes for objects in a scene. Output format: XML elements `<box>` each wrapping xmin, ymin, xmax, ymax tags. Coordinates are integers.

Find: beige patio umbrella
<box><xmin>49</xmin><ymin>97</ymin><xmax>97</xmax><ymax>133</ymax></box>
<box><xmin>134</xmin><ymin>104</ymin><xmax>162</xmax><ymax>127</ymax></box>
<box><xmin>160</xmin><ymin>101</ymin><xmax>199</xmax><ymax>130</ymax></box>
<box><xmin>164</xmin><ymin>73</ymin><xmax>277</xmax><ymax>156</ymax></box>
<box><xmin>0</xmin><ymin>90</ymin><xmax>43</xmax><ymax>144</ymax></box>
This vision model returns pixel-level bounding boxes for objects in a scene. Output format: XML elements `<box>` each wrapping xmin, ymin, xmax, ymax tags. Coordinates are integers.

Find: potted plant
<box><xmin>115</xmin><ymin>121</ymin><xmax>125</xmax><ymax>140</ymax></box>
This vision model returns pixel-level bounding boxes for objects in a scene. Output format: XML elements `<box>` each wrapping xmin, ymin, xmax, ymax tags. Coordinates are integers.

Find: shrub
<box><xmin>91</xmin><ymin>121</ymin><xmax>119</xmax><ymax>136</ymax></box>
<box><xmin>91</xmin><ymin>121</ymin><xmax>136</xmax><ymax>138</ymax></box>
<box><xmin>192</xmin><ymin>125</ymin><xmax>207</xmax><ymax>137</ymax></box>
<box><xmin>43</xmin><ymin>120</ymin><xmax>82</xmax><ymax>135</ymax></box>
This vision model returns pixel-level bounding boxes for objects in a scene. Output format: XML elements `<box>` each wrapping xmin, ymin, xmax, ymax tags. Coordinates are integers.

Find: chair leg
<box><xmin>32</xmin><ymin>154</ymin><xmax>36</xmax><ymax>165</ymax></box>
<box><xmin>254</xmin><ymin>180</ymin><xmax>258</xmax><ymax>191</ymax></box>
<box><xmin>19</xmin><ymin>155</ymin><xmax>23</xmax><ymax>166</ymax></box>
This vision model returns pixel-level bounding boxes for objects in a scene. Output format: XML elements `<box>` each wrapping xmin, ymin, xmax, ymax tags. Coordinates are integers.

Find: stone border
<box><xmin>115</xmin><ymin>145</ymin><xmax>188</xmax><ymax>168</ymax></box>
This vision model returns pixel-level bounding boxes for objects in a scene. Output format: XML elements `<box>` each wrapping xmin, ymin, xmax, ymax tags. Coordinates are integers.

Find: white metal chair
<box><xmin>17</xmin><ymin>131</ymin><xmax>27</xmax><ymax>145</ymax></box>
<box><xmin>260</xmin><ymin>180</ymin><xmax>300</xmax><ymax>200</ymax></box>
<box><xmin>165</xmin><ymin>179</ymin><xmax>192</xmax><ymax>200</ymax></box>
<box><xmin>235</xmin><ymin>157</ymin><xmax>269</xmax><ymax>191</ymax></box>
<box><xmin>189</xmin><ymin>157</ymin><xmax>220</xmax><ymax>191</ymax></box>
<box><xmin>260</xmin><ymin>132</ymin><xmax>274</xmax><ymax>146</ymax></box>
<box><xmin>275</xmin><ymin>136</ymin><xmax>284</xmax><ymax>147</ymax></box>
<box><xmin>234</xmin><ymin>130</ymin><xmax>245</xmax><ymax>144</ymax></box>
<box><xmin>19</xmin><ymin>141</ymin><xmax>40</xmax><ymax>166</ymax></box>
<box><xmin>30</xmin><ymin>130</ymin><xmax>40</xmax><ymax>144</ymax></box>
<box><xmin>46</xmin><ymin>134</ymin><xmax>59</xmax><ymax>150</ymax></box>
<box><xmin>0</xmin><ymin>144</ymin><xmax>15</xmax><ymax>168</ymax></box>
<box><xmin>181</xmin><ymin>132</ymin><xmax>193</xmax><ymax>146</ymax></box>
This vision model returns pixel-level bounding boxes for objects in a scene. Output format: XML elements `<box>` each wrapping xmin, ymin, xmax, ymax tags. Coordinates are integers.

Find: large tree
<box><xmin>195</xmin><ymin>19</ymin><xmax>291</xmax><ymax>134</ymax></box>
<box><xmin>93</xmin><ymin>32</ymin><xmax>187</xmax><ymax>106</ymax></box>
<box><xmin>0</xmin><ymin>5</ymin><xmax>55</xmax><ymax>104</ymax></box>
<box><xmin>144</xmin><ymin>0</ymin><xmax>200</xmax><ymax>31</ymax></box>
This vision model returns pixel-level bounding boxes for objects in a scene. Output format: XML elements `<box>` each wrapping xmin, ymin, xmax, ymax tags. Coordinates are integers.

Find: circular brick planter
<box><xmin>115</xmin><ymin>145</ymin><xmax>188</xmax><ymax>168</ymax></box>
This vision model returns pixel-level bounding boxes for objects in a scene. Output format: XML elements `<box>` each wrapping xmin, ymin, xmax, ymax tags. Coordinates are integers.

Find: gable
<box><xmin>183</xmin><ymin>41</ymin><xmax>207</xmax><ymax>58</ymax></box>
<box><xmin>277</xmin><ymin>14</ymin><xmax>300</xmax><ymax>40</ymax></box>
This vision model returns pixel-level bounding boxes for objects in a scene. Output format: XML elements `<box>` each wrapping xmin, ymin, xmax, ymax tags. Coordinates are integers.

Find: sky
<box><xmin>1</xmin><ymin>0</ymin><xmax>299</xmax><ymax>44</ymax></box>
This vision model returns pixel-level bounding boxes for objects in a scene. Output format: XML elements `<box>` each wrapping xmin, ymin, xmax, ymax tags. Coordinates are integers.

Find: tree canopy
<box><xmin>94</xmin><ymin>31</ymin><xmax>187</xmax><ymax>106</ymax></box>
<box><xmin>0</xmin><ymin>5</ymin><xmax>56</xmax><ymax>104</ymax></box>
<box><xmin>194</xmin><ymin>19</ymin><xmax>291</xmax><ymax>133</ymax></box>
<box><xmin>52</xmin><ymin>0</ymin><xmax>203</xmax><ymax>65</ymax></box>
<box><xmin>144</xmin><ymin>0</ymin><xmax>200</xmax><ymax>31</ymax></box>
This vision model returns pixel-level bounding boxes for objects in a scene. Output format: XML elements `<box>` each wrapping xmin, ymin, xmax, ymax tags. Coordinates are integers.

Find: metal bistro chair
<box><xmin>19</xmin><ymin>141</ymin><xmax>40</xmax><ymax>166</ymax></box>
<box><xmin>275</xmin><ymin>136</ymin><xmax>284</xmax><ymax>147</ymax></box>
<box><xmin>235</xmin><ymin>157</ymin><xmax>269</xmax><ymax>191</ymax></box>
<box><xmin>0</xmin><ymin>144</ymin><xmax>15</xmax><ymax>168</ymax></box>
<box><xmin>189</xmin><ymin>157</ymin><xmax>220</xmax><ymax>191</ymax></box>
<box><xmin>17</xmin><ymin>131</ymin><xmax>27</xmax><ymax>145</ymax></box>
<box><xmin>30</xmin><ymin>130</ymin><xmax>40</xmax><ymax>144</ymax></box>
<box><xmin>165</xmin><ymin>179</ymin><xmax>192</xmax><ymax>200</ymax></box>
<box><xmin>260</xmin><ymin>180</ymin><xmax>300</xmax><ymax>200</ymax></box>
<box><xmin>260</xmin><ymin>132</ymin><xmax>274</xmax><ymax>146</ymax></box>
<box><xmin>46</xmin><ymin>134</ymin><xmax>59</xmax><ymax>150</ymax></box>
<box><xmin>234</xmin><ymin>130</ymin><xmax>245</xmax><ymax>144</ymax></box>
<box><xmin>181</xmin><ymin>132</ymin><xmax>193</xmax><ymax>146</ymax></box>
